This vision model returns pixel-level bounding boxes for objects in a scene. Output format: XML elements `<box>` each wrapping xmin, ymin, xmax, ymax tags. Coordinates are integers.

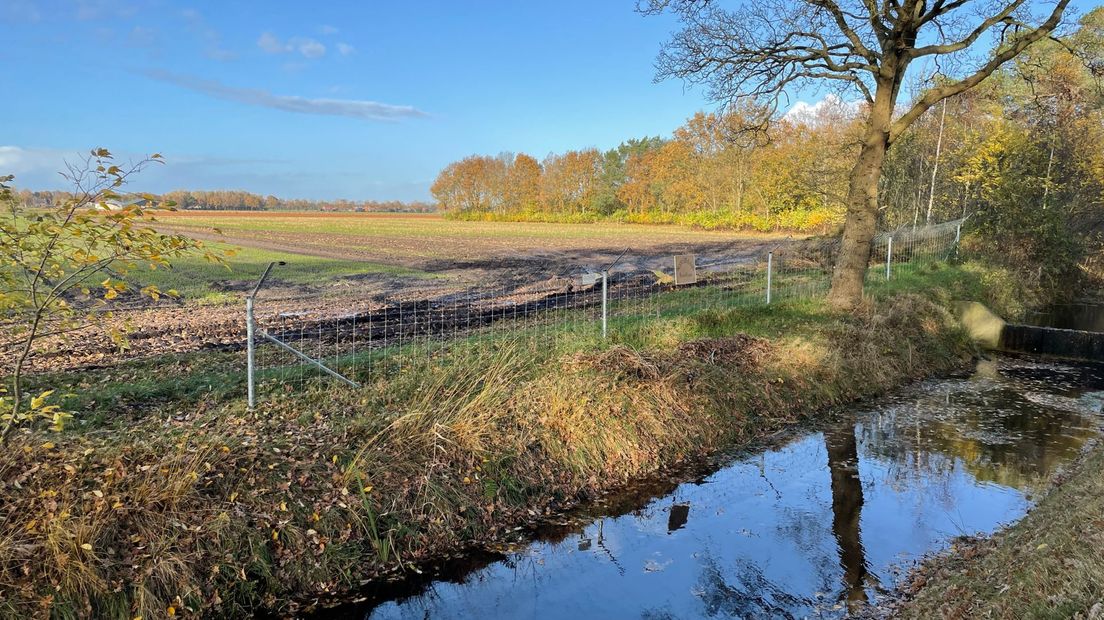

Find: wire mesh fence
<box><xmin>244</xmin><ymin>218</ymin><xmax>965</xmax><ymax>407</ymax></box>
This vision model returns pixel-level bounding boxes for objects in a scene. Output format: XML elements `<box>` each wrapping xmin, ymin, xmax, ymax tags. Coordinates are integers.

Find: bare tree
<box><xmin>642</xmin><ymin>0</ymin><xmax>1073</xmax><ymax>308</ymax></box>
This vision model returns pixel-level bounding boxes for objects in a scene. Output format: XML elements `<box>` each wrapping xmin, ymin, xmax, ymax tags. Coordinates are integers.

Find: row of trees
<box><xmin>882</xmin><ymin>38</ymin><xmax>1104</xmax><ymax>231</ymax></box>
<box><xmin>430</xmin><ymin>102</ymin><xmax>856</xmax><ymax>232</ymax></box>
<box><xmin>432</xmin><ymin>4</ymin><xmax>1103</xmax><ymax>306</ymax></box>
<box><xmin>14</xmin><ymin>188</ymin><xmax>435</xmax><ymax>213</ymax></box>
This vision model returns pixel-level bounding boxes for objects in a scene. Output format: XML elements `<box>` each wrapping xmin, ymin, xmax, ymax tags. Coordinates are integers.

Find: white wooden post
<box><xmin>885</xmin><ymin>236</ymin><xmax>893</xmax><ymax>280</ymax></box>
<box><xmin>766</xmin><ymin>251</ymin><xmax>773</xmax><ymax>304</ymax></box>
<box><xmin>601</xmin><ymin>271</ymin><xmax>608</xmax><ymax>339</ymax></box>
<box><xmin>246</xmin><ymin>296</ymin><xmax>255</xmax><ymax>409</ymax></box>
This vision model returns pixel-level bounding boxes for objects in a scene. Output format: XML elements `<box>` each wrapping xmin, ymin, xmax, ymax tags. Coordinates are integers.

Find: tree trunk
<box><xmin>735</xmin><ymin>158</ymin><xmax>745</xmax><ymax>213</ymax></box>
<box><xmin>827</xmin><ymin>97</ymin><xmax>892</xmax><ymax>309</ymax></box>
<box><xmin>925</xmin><ymin>99</ymin><xmax>947</xmax><ymax>224</ymax></box>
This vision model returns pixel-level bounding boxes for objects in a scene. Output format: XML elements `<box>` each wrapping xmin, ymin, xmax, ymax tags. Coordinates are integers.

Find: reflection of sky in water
<box><xmin>356</xmin><ymin>357</ymin><xmax>1104</xmax><ymax>620</ymax></box>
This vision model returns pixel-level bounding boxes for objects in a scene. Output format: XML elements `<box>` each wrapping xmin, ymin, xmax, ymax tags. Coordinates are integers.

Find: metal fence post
<box><xmin>885</xmin><ymin>236</ymin><xmax>893</xmax><ymax>280</ymax></box>
<box><xmin>246</xmin><ymin>261</ymin><xmax>284</xmax><ymax>409</ymax></box>
<box><xmin>766</xmin><ymin>251</ymin><xmax>773</xmax><ymax>304</ymax></box>
<box><xmin>246</xmin><ymin>296</ymin><xmax>255</xmax><ymax>410</ymax></box>
<box><xmin>601</xmin><ymin>271</ymin><xmax>608</xmax><ymax>339</ymax></box>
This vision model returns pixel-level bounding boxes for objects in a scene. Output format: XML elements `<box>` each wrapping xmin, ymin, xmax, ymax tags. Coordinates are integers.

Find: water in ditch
<box><xmin>329</xmin><ymin>355</ymin><xmax>1104</xmax><ymax>619</ymax></box>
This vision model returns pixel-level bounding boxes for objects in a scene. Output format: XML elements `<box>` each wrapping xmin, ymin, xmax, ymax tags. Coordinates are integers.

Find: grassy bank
<box><xmin>893</xmin><ymin>443</ymin><xmax>1104</xmax><ymax>620</ymax></box>
<box><xmin>0</xmin><ymin>265</ymin><xmax>983</xmax><ymax>619</ymax></box>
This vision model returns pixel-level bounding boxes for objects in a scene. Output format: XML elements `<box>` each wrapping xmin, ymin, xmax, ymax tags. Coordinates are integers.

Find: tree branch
<box><xmin>890</xmin><ymin>0</ymin><xmax>1072</xmax><ymax>141</ymax></box>
<box><xmin>910</xmin><ymin>0</ymin><xmax>1028</xmax><ymax>57</ymax></box>
<box><xmin>810</xmin><ymin>0</ymin><xmax>882</xmax><ymax>61</ymax></box>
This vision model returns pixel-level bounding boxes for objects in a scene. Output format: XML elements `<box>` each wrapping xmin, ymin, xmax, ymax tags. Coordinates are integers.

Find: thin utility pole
<box><xmin>913</xmin><ymin>160</ymin><xmax>923</xmax><ymax>229</ymax></box>
<box><xmin>1042</xmin><ymin>143</ymin><xmax>1055</xmax><ymax>210</ymax></box>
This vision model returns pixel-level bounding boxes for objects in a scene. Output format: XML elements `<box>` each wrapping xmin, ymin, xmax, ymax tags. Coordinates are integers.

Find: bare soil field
<box><xmin>10</xmin><ymin>212</ymin><xmax>800</xmax><ymax>374</ymax></box>
<box><xmin>152</xmin><ymin>211</ymin><xmax>787</xmax><ymax>275</ymax></box>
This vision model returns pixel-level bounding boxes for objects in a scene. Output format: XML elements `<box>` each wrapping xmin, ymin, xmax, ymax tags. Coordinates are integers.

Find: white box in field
<box><xmin>673</xmin><ymin>254</ymin><xmax>697</xmax><ymax>285</ymax></box>
<box><xmin>578</xmin><ymin>272</ymin><xmax>601</xmax><ymax>287</ymax></box>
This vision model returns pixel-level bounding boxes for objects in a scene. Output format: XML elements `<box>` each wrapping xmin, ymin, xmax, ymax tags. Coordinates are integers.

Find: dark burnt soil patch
<box><xmin>676</xmin><ymin>334</ymin><xmax>772</xmax><ymax>367</ymax></box>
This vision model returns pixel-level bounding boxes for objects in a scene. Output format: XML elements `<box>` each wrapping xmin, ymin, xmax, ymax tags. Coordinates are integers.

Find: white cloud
<box><xmin>257</xmin><ymin>31</ymin><xmax>285</xmax><ymax>53</ymax></box>
<box><xmin>783</xmin><ymin>94</ymin><xmax>861</xmax><ymax>125</ymax></box>
<box><xmin>2</xmin><ymin>0</ymin><xmax>41</xmax><ymax>22</ymax></box>
<box><xmin>258</xmin><ymin>32</ymin><xmax>326</xmax><ymax>58</ymax></box>
<box><xmin>336</xmin><ymin>42</ymin><xmax>355</xmax><ymax>56</ymax></box>
<box><xmin>0</xmin><ymin>146</ymin><xmax>433</xmax><ymax>200</ymax></box>
<box><xmin>0</xmin><ymin>146</ymin><xmax>101</xmax><ymax>189</ymax></box>
<box><xmin>75</xmin><ymin>0</ymin><xmax>138</xmax><ymax>21</ymax></box>
<box><xmin>128</xmin><ymin>25</ymin><xmax>157</xmax><ymax>48</ymax></box>
<box><xmin>141</xmin><ymin>70</ymin><xmax>429</xmax><ymax>122</ymax></box>
<box><xmin>0</xmin><ymin>146</ymin><xmax>65</xmax><ymax>174</ymax></box>
<box><xmin>294</xmin><ymin>37</ymin><xmax>326</xmax><ymax>59</ymax></box>
<box><xmin>182</xmin><ymin>8</ymin><xmax>235</xmax><ymax>61</ymax></box>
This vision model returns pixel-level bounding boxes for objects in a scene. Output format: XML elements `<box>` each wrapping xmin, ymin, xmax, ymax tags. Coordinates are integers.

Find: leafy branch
<box><xmin>0</xmin><ymin>149</ymin><xmax>222</xmax><ymax>443</ymax></box>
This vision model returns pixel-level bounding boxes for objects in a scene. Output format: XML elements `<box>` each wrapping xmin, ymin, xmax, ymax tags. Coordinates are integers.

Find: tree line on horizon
<box><xmin>431</xmin><ymin>102</ymin><xmax>855</xmax><ymax>233</ymax></box>
<box><xmin>12</xmin><ymin>188</ymin><xmax>435</xmax><ymax>213</ymax></box>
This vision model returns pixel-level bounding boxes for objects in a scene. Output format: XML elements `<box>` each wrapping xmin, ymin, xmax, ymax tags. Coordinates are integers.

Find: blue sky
<box><xmin>2</xmin><ymin>1</ymin><xmax>1099</xmax><ymax>201</ymax></box>
<box><xmin>1</xmin><ymin>1</ymin><xmax>713</xmax><ymax>201</ymax></box>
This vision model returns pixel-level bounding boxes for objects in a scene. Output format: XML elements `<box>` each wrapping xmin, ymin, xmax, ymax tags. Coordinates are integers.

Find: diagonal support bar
<box><xmin>247</xmin><ymin>260</ymin><xmax>287</xmax><ymax>409</ymax></box>
<box><xmin>260</xmin><ymin>330</ymin><xmax>361</xmax><ymax>388</ymax></box>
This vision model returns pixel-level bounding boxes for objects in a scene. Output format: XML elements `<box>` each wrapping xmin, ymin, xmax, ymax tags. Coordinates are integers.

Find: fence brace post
<box><xmin>601</xmin><ymin>271</ymin><xmax>608</xmax><ymax>339</ymax></box>
<box><xmin>245</xmin><ymin>260</ymin><xmax>284</xmax><ymax>410</ymax></box>
<box><xmin>766</xmin><ymin>251</ymin><xmax>773</xmax><ymax>304</ymax></box>
<box><xmin>954</xmin><ymin>223</ymin><xmax>962</xmax><ymax>260</ymax></box>
<box><xmin>885</xmin><ymin>236</ymin><xmax>893</xmax><ymax>281</ymax></box>
<box><xmin>246</xmin><ymin>295</ymin><xmax>255</xmax><ymax>410</ymax></box>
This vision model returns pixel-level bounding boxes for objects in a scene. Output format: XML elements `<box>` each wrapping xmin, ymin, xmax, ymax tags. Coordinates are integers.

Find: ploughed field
<box><xmin>151</xmin><ymin>211</ymin><xmax>783</xmax><ymax>271</ymax></box>
<box><xmin>8</xmin><ymin>212</ymin><xmax>792</xmax><ymax>374</ymax></box>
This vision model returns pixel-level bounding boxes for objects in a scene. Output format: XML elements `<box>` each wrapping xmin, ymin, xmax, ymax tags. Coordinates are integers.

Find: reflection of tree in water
<box><xmin>858</xmin><ymin>360</ymin><xmax>1102</xmax><ymax>493</ymax></box>
<box><xmin>691</xmin><ymin>555</ymin><xmax>813</xmax><ymax>619</ymax></box>
<box><xmin>825</xmin><ymin>424</ymin><xmax>875</xmax><ymax>608</ymax></box>
<box><xmin>679</xmin><ymin>430</ymin><xmax>873</xmax><ymax>619</ymax></box>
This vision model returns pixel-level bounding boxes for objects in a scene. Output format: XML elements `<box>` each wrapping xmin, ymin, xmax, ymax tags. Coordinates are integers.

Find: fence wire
<box><xmin>245</xmin><ymin>218</ymin><xmax>965</xmax><ymax>405</ymax></box>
